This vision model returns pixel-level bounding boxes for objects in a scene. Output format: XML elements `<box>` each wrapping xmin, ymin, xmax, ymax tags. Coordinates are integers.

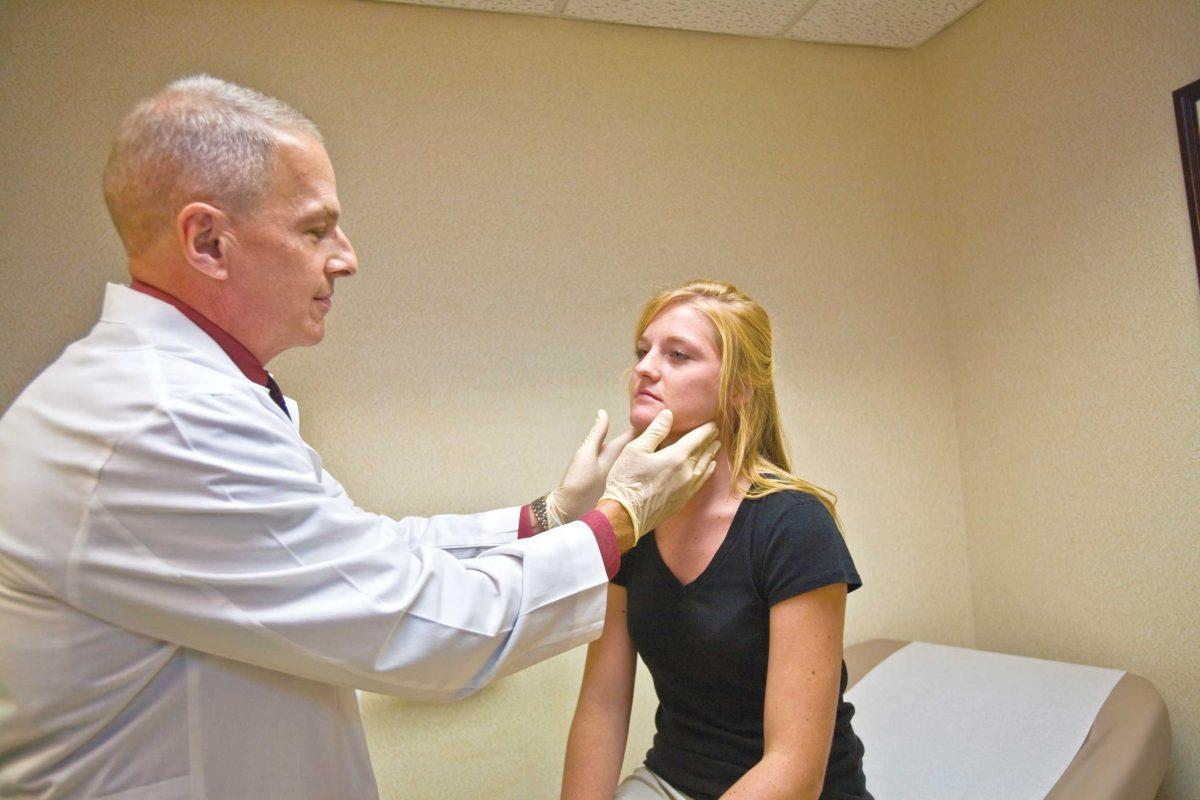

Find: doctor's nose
<box><xmin>328</xmin><ymin>227</ymin><xmax>359</xmax><ymax>278</ymax></box>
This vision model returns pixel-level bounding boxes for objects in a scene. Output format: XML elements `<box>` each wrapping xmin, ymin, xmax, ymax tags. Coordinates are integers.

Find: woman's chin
<box><xmin>629</xmin><ymin>407</ymin><xmax>660</xmax><ymax>434</ymax></box>
<box><xmin>631</xmin><ymin>411</ymin><xmax>692</xmax><ymax>450</ymax></box>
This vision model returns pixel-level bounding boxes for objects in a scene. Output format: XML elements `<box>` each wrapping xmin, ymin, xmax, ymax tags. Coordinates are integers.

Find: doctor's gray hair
<box><xmin>102</xmin><ymin>75</ymin><xmax>323</xmax><ymax>257</ymax></box>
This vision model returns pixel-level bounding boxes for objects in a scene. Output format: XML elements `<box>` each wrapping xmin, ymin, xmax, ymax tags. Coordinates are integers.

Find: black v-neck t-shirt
<box><xmin>612</xmin><ymin>490</ymin><xmax>871</xmax><ymax>800</ymax></box>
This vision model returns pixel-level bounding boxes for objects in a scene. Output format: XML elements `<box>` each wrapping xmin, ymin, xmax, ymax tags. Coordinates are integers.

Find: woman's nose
<box><xmin>634</xmin><ymin>355</ymin><xmax>659</xmax><ymax>380</ymax></box>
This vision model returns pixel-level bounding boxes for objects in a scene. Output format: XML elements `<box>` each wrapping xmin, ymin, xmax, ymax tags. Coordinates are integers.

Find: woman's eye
<box><xmin>670</xmin><ymin>350</ymin><xmax>689</xmax><ymax>360</ymax></box>
<box><xmin>635</xmin><ymin>349</ymin><xmax>648</xmax><ymax>359</ymax></box>
<box><xmin>308</xmin><ymin>228</ymin><xmax>326</xmax><ymax>240</ymax></box>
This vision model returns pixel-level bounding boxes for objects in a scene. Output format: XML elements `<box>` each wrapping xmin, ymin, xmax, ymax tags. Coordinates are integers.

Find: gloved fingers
<box><xmin>696</xmin><ymin>458</ymin><xmax>718</xmax><ymax>489</ymax></box>
<box><xmin>581</xmin><ymin>409</ymin><xmax>610</xmax><ymax>454</ymax></box>
<box><xmin>663</xmin><ymin>420</ymin><xmax>718</xmax><ymax>462</ymax></box>
<box><xmin>599</xmin><ymin>428</ymin><xmax>635</xmax><ymax>466</ymax></box>
<box><xmin>630</xmin><ymin>409</ymin><xmax>674</xmax><ymax>452</ymax></box>
<box><xmin>691</xmin><ymin>438</ymin><xmax>721</xmax><ymax>477</ymax></box>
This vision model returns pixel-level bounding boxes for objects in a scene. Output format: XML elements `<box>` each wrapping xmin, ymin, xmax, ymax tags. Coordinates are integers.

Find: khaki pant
<box><xmin>613</xmin><ymin>767</ymin><xmax>695</xmax><ymax>800</ymax></box>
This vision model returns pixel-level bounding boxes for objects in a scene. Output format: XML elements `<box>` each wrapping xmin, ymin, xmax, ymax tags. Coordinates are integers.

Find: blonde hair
<box><xmin>634</xmin><ymin>279</ymin><xmax>840</xmax><ymax>524</ymax></box>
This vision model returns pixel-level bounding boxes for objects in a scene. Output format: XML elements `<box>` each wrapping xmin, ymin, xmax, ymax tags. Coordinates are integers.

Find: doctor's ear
<box><xmin>177</xmin><ymin>202</ymin><xmax>229</xmax><ymax>281</ymax></box>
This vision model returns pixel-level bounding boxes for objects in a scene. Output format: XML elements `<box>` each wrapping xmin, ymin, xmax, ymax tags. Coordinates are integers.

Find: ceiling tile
<box><xmin>397</xmin><ymin>0</ymin><xmax>558</xmax><ymax>14</ymax></box>
<box><xmin>786</xmin><ymin>0</ymin><xmax>985</xmax><ymax>48</ymax></box>
<box><xmin>564</xmin><ymin>0</ymin><xmax>812</xmax><ymax>39</ymax></box>
<box><xmin>365</xmin><ymin>0</ymin><xmax>987</xmax><ymax>49</ymax></box>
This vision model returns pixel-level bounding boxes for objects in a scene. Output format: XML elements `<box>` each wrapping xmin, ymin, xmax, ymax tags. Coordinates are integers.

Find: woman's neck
<box><xmin>655</xmin><ymin>451</ymin><xmax>743</xmax><ymax>539</ymax></box>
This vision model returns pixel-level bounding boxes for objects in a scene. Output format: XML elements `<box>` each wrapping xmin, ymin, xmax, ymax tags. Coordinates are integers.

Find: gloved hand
<box><xmin>600</xmin><ymin>409</ymin><xmax>721</xmax><ymax>542</ymax></box>
<box><xmin>544</xmin><ymin>410</ymin><xmax>634</xmax><ymax>527</ymax></box>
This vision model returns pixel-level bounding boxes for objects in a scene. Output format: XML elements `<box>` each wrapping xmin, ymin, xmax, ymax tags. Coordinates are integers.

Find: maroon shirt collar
<box><xmin>130</xmin><ymin>280</ymin><xmax>269</xmax><ymax>387</ymax></box>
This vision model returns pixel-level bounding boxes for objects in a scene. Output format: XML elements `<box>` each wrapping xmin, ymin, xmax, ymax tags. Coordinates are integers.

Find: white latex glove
<box><xmin>600</xmin><ymin>409</ymin><xmax>721</xmax><ymax>542</ymax></box>
<box><xmin>545</xmin><ymin>410</ymin><xmax>635</xmax><ymax>527</ymax></box>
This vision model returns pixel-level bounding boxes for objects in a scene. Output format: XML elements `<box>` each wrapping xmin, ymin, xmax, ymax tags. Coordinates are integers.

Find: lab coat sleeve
<box><xmin>318</xmin><ymin>466</ymin><xmax>523</xmax><ymax>559</ymax></box>
<box><xmin>67</xmin><ymin>391</ymin><xmax>609</xmax><ymax>701</ymax></box>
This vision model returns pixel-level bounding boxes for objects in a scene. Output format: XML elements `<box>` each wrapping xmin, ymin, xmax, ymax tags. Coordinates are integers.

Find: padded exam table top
<box><xmin>843</xmin><ymin>639</ymin><xmax>1171</xmax><ymax>800</ymax></box>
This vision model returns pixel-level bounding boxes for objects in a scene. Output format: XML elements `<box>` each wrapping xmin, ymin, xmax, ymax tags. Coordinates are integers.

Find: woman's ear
<box><xmin>177</xmin><ymin>202</ymin><xmax>229</xmax><ymax>281</ymax></box>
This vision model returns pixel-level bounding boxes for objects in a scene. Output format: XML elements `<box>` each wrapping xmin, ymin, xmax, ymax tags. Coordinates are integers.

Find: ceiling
<box><xmin>368</xmin><ymin>0</ymin><xmax>987</xmax><ymax>49</ymax></box>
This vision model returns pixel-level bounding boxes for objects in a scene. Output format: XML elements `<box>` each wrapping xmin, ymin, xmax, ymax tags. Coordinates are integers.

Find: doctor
<box><xmin>0</xmin><ymin>75</ymin><xmax>719</xmax><ymax>799</ymax></box>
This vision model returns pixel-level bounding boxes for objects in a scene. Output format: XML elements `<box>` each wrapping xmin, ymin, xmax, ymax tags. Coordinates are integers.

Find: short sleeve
<box><xmin>760</xmin><ymin>493</ymin><xmax>862</xmax><ymax>607</ymax></box>
<box><xmin>611</xmin><ymin>545</ymin><xmax>634</xmax><ymax>586</ymax></box>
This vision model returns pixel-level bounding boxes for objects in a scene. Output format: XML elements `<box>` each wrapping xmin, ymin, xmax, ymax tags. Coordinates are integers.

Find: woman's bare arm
<box><xmin>561</xmin><ymin>584</ymin><xmax>639</xmax><ymax>800</ymax></box>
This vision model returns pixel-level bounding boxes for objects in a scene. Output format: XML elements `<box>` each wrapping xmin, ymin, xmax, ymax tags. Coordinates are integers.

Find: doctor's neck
<box><xmin>128</xmin><ymin>260</ymin><xmax>278</xmax><ymax>367</ymax></box>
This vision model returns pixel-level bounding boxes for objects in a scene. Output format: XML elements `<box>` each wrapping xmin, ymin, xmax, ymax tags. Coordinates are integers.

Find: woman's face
<box><xmin>629</xmin><ymin>302</ymin><xmax>722</xmax><ymax>438</ymax></box>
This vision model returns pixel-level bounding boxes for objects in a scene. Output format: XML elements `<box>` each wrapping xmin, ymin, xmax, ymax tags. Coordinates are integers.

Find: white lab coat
<box><xmin>0</xmin><ymin>284</ymin><xmax>609</xmax><ymax>799</ymax></box>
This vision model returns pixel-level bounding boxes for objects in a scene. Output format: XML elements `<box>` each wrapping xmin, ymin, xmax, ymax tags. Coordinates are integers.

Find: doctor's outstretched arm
<box><xmin>77</xmin><ymin>395</ymin><xmax>714</xmax><ymax>701</ymax></box>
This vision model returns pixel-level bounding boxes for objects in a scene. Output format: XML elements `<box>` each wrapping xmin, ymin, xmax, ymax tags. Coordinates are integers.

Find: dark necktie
<box><xmin>266</xmin><ymin>374</ymin><xmax>292</xmax><ymax>419</ymax></box>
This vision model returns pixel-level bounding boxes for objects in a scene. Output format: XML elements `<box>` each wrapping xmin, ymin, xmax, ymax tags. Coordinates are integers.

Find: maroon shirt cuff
<box><xmin>518</xmin><ymin>505</ymin><xmax>534</xmax><ymax>539</ymax></box>
<box><xmin>579</xmin><ymin>509</ymin><xmax>620</xmax><ymax>580</ymax></box>
<box><xmin>518</xmin><ymin>505</ymin><xmax>619</xmax><ymax>579</ymax></box>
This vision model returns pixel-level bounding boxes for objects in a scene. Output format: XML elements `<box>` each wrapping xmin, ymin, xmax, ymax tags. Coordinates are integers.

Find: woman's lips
<box><xmin>636</xmin><ymin>390</ymin><xmax>662</xmax><ymax>401</ymax></box>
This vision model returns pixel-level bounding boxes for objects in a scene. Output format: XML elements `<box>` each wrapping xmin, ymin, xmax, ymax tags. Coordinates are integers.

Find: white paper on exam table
<box><xmin>844</xmin><ymin>641</ymin><xmax>1124</xmax><ymax>800</ymax></box>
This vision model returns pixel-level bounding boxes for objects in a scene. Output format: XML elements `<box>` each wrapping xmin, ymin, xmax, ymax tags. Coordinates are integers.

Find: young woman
<box><xmin>561</xmin><ymin>280</ymin><xmax>871</xmax><ymax>800</ymax></box>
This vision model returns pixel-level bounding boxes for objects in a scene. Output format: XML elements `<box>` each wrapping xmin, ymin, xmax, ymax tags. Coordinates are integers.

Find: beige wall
<box><xmin>917</xmin><ymin>1</ymin><xmax>1200</xmax><ymax>798</ymax></box>
<box><xmin>0</xmin><ymin>0</ymin><xmax>1193</xmax><ymax>798</ymax></box>
<box><xmin>0</xmin><ymin>1</ymin><xmax>973</xmax><ymax>795</ymax></box>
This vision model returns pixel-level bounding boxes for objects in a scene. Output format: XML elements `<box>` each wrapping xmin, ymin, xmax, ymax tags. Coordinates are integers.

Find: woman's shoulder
<box><xmin>744</xmin><ymin>489</ymin><xmax>841</xmax><ymax>547</ymax></box>
<box><xmin>745</xmin><ymin>489</ymin><xmax>860</xmax><ymax>599</ymax></box>
<box><xmin>750</xmin><ymin>488</ymin><xmax>834</xmax><ymax>523</ymax></box>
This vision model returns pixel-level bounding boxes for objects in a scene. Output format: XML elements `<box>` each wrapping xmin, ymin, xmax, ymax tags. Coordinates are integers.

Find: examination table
<box><xmin>843</xmin><ymin>639</ymin><xmax>1171</xmax><ymax>800</ymax></box>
